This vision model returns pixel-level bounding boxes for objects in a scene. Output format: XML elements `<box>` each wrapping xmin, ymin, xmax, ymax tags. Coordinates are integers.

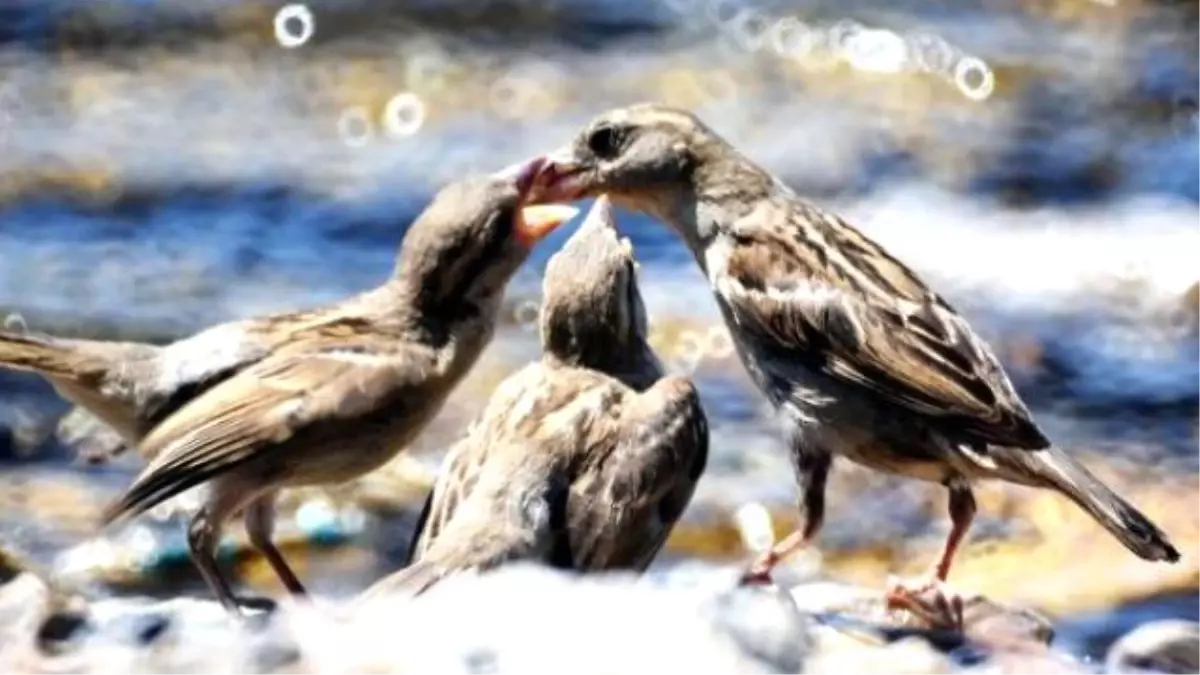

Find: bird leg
<box><xmin>187</xmin><ymin>505</ymin><xmax>243</xmax><ymax>617</ymax></box>
<box><xmin>740</xmin><ymin>449</ymin><xmax>831</xmax><ymax>586</ymax></box>
<box><xmin>244</xmin><ymin>493</ymin><xmax>308</xmax><ymax>597</ymax></box>
<box><xmin>188</xmin><ymin>481</ymin><xmax>279</xmax><ymax>619</ymax></box>
<box><xmin>885</xmin><ymin>481</ymin><xmax>977</xmax><ymax>631</ymax></box>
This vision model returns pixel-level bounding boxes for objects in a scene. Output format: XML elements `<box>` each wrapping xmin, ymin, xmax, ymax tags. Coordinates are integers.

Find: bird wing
<box><xmin>403</xmin><ymin>363</ymin><xmax>546</xmax><ymax>563</ymax></box>
<box><xmin>404</xmin><ymin>431</ymin><xmax>490</xmax><ymax>564</ymax></box>
<box><xmin>139</xmin><ymin>313</ymin><xmax>376</xmax><ymax>428</ymax></box>
<box><xmin>102</xmin><ymin>340</ymin><xmax>434</xmax><ymax>524</ymax></box>
<box><xmin>716</xmin><ymin>215</ymin><xmax>1048</xmax><ymax>450</ymax></box>
<box><xmin>366</xmin><ymin>446</ymin><xmax>570</xmax><ymax>602</ymax></box>
<box><xmin>567</xmin><ymin>376</ymin><xmax>709</xmax><ymax>571</ymax></box>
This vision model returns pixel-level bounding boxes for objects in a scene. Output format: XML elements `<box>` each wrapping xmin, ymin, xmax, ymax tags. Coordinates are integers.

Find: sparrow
<box><xmin>78</xmin><ymin>161</ymin><xmax>579</xmax><ymax>615</ymax></box>
<box><xmin>0</xmin><ymin>163</ymin><xmax>572</xmax><ymax>467</ymax></box>
<box><xmin>524</xmin><ymin>103</ymin><xmax>1180</xmax><ymax>628</ymax></box>
<box><xmin>357</xmin><ymin>196</ymin><xmax>708</xmax><ymax>603</ymax></box>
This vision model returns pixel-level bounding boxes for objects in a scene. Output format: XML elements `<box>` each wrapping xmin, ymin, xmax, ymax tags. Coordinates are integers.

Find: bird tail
<box><xmin>0</xmin><ymin>331</ymin><xmax>83</xmax><ymax>376</ymax></box>
<box><xmin>1003</xmin><ymin>446</ymin><xmax>1181</xmax><ymax>563</ymax></box>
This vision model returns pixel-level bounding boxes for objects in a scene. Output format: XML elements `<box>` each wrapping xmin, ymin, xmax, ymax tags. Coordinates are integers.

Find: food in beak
<box><xmin>515</xmin><ymin>204</ymin><xmax>580</xmax><ymax>246</ymax></box>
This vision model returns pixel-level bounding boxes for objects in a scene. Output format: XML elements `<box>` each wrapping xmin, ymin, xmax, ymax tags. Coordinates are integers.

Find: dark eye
<box><xmin>586</xmin><ymin>125</ymin><xmax>624</xmax><ymax>159</ymax></box>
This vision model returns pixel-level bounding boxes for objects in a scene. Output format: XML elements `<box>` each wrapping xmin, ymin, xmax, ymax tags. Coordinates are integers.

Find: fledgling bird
<box><xmin>86</xmin><ymin>162</ymin><xmax>578</xmax><ymax>615</ymax></box>
<box><xmin>0</xmin><ymin>164</ymin><xmax>572</xmax><ymax>466</ymax></box>
<box><xmin>357</xmin><ymin>196</ymin><xmax>708</xmax><ymax>603</ymax></box>
<box><xmin>525</xmin><ymin>103</ymin><xmax>1180</xmax><ymax>627</ymax></box>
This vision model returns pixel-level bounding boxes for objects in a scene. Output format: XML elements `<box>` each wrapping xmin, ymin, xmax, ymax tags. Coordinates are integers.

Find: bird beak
<box><xmin>526</xmin><ymin>145</ymin><xmax>590</xmax><ymax>203</ymax></box>
<box><xmin>515</xmin><ymin>204</ymin><xmax>579</xmax><ymax>247</ymax></box>
<box><xmin>493</xmin><ymin>157</ymin><xmax>579</xmax><ymax>247</ymax></box>
<box><xmin>493</xmin><ymin>156</ymin><xmax>548</xmax><ymax>195</ymax></box>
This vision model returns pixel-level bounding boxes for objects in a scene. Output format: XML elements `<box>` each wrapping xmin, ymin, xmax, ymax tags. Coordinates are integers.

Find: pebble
<box><xmin>1106</xmin><ymin>619</ymin><xmax>1200</xmax><ymax>674</ymax></box>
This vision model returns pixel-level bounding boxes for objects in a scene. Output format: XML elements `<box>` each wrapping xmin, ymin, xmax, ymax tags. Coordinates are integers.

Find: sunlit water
<box><xmin>0</xmin><ymin>0</ymin><xmax>1196</xmax><ymax>665</ymax></box>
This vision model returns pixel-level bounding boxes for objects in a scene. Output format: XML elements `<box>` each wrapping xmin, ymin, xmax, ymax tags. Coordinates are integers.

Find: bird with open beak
<box><xmin>0</xmin><ymin>163</ymin><xmax>571</xmax><ymax>466</ymax></box>
<box><xmin>357</xmin><ymin>196</ymin><xmax>708</xmax><ymax>602</ymax></box>
<box><xmin>522</xmin><ymin>103</ymin><xmax>1179</xmax><ymax>629</ymax></box>
<box><xmin>73</xmin><ymin>160</ymin><xmax>578</xmax><ymax>616</ymax></box>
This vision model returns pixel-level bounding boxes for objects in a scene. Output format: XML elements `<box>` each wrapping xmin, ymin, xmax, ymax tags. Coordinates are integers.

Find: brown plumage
<box><xmin>0</xmin><ymin>166</ymin><xmax>574</xmax><ymax>466</ymax></box>
<box><xmin>82</xmin><ymin>160</ymin><xmax>578</xmax><ymax>615</ymax></box>
<box><xmin>525</xmin><ymin>103</ymin><xmax>1179</xmax><ymax>627</ymax></box>
<box><xmin>357</xmin><ymin>196</ymin><xmax>708</xmax><ymax>604</ymax></box>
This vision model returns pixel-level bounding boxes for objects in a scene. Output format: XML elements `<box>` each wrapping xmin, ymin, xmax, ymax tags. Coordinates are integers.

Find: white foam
<box><xmin>841</xmin><ymin>188</ymin><xmax>1199</xmax><ymax>312</ymax></box>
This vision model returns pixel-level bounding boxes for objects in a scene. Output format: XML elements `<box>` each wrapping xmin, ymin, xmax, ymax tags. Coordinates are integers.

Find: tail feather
<box><xmin>2</xmin><ymin>331</ymin><xmax>162</xmax><ymax>466</ymax></box>
<box><xmin>1011</xmin><ymin>447</ymin><xmax>1181</xmax><ymax>563</ymax></box>
<box><xmin>0</xmin><ymin>331</ymin><xmax>82</xmax><ymax>375</ymax></box>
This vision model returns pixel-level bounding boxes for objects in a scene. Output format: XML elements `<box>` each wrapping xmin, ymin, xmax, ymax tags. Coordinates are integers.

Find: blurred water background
<box><xmin>0</xmin><ymin>0</ymin><xmax>1197</xmax><ymax>668</ymax></box>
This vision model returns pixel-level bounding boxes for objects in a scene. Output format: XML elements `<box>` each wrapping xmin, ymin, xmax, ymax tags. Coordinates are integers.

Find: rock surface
<box><xmin>1106</xmin><ymin>620</ymin><xmax>1200</xmax><ymax>674</ymax></box>
<box><xmin>0</xmin><ymin>555</ymin><xmax>1126</xmax><ymax>674</ymax></box>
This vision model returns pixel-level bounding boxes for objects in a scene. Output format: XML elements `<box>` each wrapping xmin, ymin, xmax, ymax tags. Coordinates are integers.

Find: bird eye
<box><xmin>586</xmin><ymin>125</ymin><xmax>624</xmax><ymax>159</ymax></box>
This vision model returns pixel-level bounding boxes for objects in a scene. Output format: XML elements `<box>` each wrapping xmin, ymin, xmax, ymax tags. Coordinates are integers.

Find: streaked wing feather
<box><xmin>568</xmin><ymin>376</ymin><xmax>709</xmax><ymax>570</ymax></box>
<box><xmin>405</xmin><ymin>366</ymin><xmax>548</xmax><ymax>560</ymax></box>
<box><xmin>104</xmin><ymin>345</ymin><xmax>427</xmax><ymax>523</ymax></box>
<box><xmin>406</xmin><ymin>433</ymin><xmax>489</xmax><ymax>562</ymax></box>
<box><xmin>720</xmin><ymin>232</ymin><xmax>1048</xmax><ymax>449</ymax></box>
<box><xmin>409</xmin><ymin>446</ymin><xmax>568</xmax><ymax>579</ymax></box>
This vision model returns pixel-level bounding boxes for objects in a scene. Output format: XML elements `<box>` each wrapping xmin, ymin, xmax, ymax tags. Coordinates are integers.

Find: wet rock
<box><xmin>1105</xmin><ymin>619</ymin><xmax>1200</xmax><ymax>674</ymax></box>
<box><xmin>0</xmin><ymin>558</ymin><xmax>1120</xmax><ymax>674</ymax></box>
<box><xmin>341</xmin><ymin>567</ymin><xmax>1078</xmax><ymax>673</ymax></box>
<box><xmin>789</xmin><ymin>580</ymin><xmax>1054</xmax><ymax>649</ymax></box>
<box><xmin>808</xmin><ymin>634</ymin><xmax>956</xmax><ymax>674</ymax></box>
<box><xmin>787</xmin><ymin>578</ymin><xmax>1064</xmax><ymax>674</ymax></box>
<box><xmin>0</xmin><ymin>549</ymin><xmax>89</xmax><ymax>668</ymax></box>
<box><xmin>340</xmin><ymin>563</ymin><xmax>814</xmax><ymax>673</ymax></box>
<box><xmin>0</xmin><ymin>563</ymin><xmax>814</xmax><ymax>673</ymax></box>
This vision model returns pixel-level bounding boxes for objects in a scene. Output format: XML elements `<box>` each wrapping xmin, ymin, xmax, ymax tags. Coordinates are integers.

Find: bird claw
<box><xmin>737</xmin><ymin>567</ymin><xmax>775</xmax><ymax>588</ymax></box>
<box><xmin>736</xmin><ymin>549</ymin><xmax>780</xmax><ymax>588</ymax></box>
<box><xmin>885</xmin><ymin>576</ymin><xmax>966</xmax><ymax>633</ymax></box>
<box><xmin>223</xmin><ymin>594</ymin><xmax>279</xmax><ymax>623</ymax></box>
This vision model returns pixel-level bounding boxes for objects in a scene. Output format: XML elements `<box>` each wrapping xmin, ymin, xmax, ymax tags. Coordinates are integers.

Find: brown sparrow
<box><xmin>358</xmin><ymin>196</ymin><xmax>709</xmax><ymax>602</ymax></box>
<box><xmin>524</xmin><ymin>104</ymin><xmax>1179</xmax><ymax>629</ymax></box>
<box><xmin>85</xmin><ymin>161</ymin><xmax>578</xmax><ymax>615</ymax></box>
<box><xmin>0</xmin><ymin>162</ymin><xmax>572</xmax><ymax>466</ymax></box>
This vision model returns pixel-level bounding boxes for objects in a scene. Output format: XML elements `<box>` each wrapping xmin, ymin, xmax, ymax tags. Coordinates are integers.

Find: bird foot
<box><xmin>225</xmin><ymin>595</ymin><xmax>279</xmax><ymax>630</ymax></box>
<box><xmin>219</xmin><ymin>594</ymin><xmax>278</xmax><ymax>622</ymax></box>
<box><xmin>885</xmin><ymin>575</ymin><xmax>965</xmax><ymax>633</ymax></box>
<box><xmin>737</xmin><ymin>566</ymin><xmax>775</xmax><ymax>588</ymax></box>
<box><xmin>736</xmin><ymin>550</ymin><xmax>780</xmax><ymax>587</ymax></box>
<box><xmin>235</xmin><ymin>595</ymin><xmax>279</xmax><ymax>614</ymax></box>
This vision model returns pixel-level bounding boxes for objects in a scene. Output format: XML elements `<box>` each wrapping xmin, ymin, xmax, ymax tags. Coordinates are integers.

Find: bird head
<box><xmin>525</xmin><ymin>104</ymin><xmax>734</xmax><ymax>214</ymax></box>
<box><xmin>396</xmin><ymin>157</ymin><xmax>579</xmax><ymax>315</ymax></box>
<box><xmin>539</xmin><ymin>196</ymin><xmax>656</xmax><ymax>381</ymax></box>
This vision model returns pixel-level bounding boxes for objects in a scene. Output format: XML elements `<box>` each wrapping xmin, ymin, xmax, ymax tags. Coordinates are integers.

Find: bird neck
<box><xmin>613</xmin><ymin>345</ymin><xmax>666</xmax><ymax>391</ymax></box>
<box><xmin>544</xmin><ymin>336</ymin><xmax>661</xmax><ymax>391</ymax></box>
<box><xmin>646</xmin><ymin>155</ymin><xmax>776</xmax><ymax>271</ymax></box>
<box><xmin>366</xmin><ymin>273</ymin><xmax>502</xmax><ymax>364</ymax></box>
<box><xmin>389</xmin><ymin>247</ymin><xmax>514</xmax><ymax>322</ymax></box>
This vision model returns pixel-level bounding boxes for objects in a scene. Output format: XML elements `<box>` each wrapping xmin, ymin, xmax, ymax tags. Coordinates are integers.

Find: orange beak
<box><xmin>515</xmin><ymin>204</ymin><xmax>579</xmax><ymax>247</ymax></box>
<box><xmin>492</xmin><ymin>156</ymin><xmax>580</xmax><ymax>247</ymax></box>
